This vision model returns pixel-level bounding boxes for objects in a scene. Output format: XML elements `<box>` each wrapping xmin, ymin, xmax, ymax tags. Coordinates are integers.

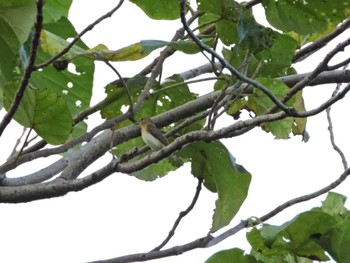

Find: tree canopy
<box><xmin>1</xmin><ymin>0</ymin><xmax>350</xmax><ymax>262</ymax></box>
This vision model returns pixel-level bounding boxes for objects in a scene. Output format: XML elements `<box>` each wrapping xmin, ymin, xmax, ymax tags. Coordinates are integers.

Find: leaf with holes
<box><xmin>4</xmin><ymin>81</ymin><xmax>73</xmax><ymax>145</ymax></box>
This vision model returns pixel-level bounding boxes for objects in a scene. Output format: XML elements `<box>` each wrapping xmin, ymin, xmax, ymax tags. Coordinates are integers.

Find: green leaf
<box><xmin>101</xmin><ymin>76</ymin><xmax>148</xmax><ymax>120</ymax></box>
<box><xmin>0</xmin><ymin>0</ymin><xmax>36</xmax><ymax>44</ymax></box>
<box><xmin>168</xmin><ymin>38</ymin><xmax>214</xmax><ymax>54</ymax></box>
<box><xmin>237</xmin><ymin>11</ymin><xmax>275</xmax><ymax>53</ymax></box>
<box><xmin>3</xmin><ymin>81</ymin><xmax>73</xmax><ymax>145</ymax></box>
<box><xmin>217</xmin><ymin>20</ymin><xmax>238</xmax><ymax>46</ymax></box>
<box><xmin>32</xmin><ymin>18</ymin><xmax>94</xmax><ymax>117</ymax></box>
<box><xmin>180</xmin><ymin>141</ymin><xmax>251</xmax><ymax>232</ymax></box>
<box><xmin>132</xmin><ymin>156</ymin><xmax>180</xmax><ymax>181</ymax></box>
<box><xmin>318</xmin><ymin>220</ymin><xmax>350</xmax><ymax>263</ymax></box>
<box><xmin>247</xmin><ymin>77</ymin><xmax>294</xmax><ymax>139</ymax></box>
<box><xmin>271</xmin><ymin>211</ymin><xmax>335</xmax><ymax>260</ymax></box>
<box><xmin>205</xmin><ymin>248</ymin><xmax>257</xmax><ymax>263</ymax></box>
<box><xmin>126</xmin><ymin>74</ymin><xmax>197</xmax><ymax>123</ymax></box>
<box><xmin>43</xmin><ymin>0</ymin><xmax>72</xmax><ymax>23</ymax></box>
<box><xmin>255</xmin><ymin>33</ymin><xmax>298</xmax><ymax>77</ymax></box>
<box><xmin>198</xmin><ymin>0</ymin><xmax>243</xmax><ymax>45</ymax></box>
<box><xmin>67</xmin><ymin>121</ymin><xmax>87</xmax><ymax>144</ymax></box>
<box><xmin>247</xmin><ymin>212</ymin><xmax>335</xmax><ymax>261</ymax></box>
<box><xmin>247</xmin><ymin>227</ymin><xmax>269</xmax><ymax>252</ymax></box>
<box><xmin>262</xmin><ymin>0</ymin><xmax>350</xmax><ymax>35</ymax></box>
<box><xmin>320</xmin><ymin>192</ymin><xmax>349</xmax><ymax>217</ymax></box>
<box><xmin>308</xmin><ymin>193</ymin><xmax>350</xmax><ymax>262</ymax></box>
<box><xmin>0</xmin><ymin>0</ymin><xmax>36</xmax><ymax>80</ymax></box>
<box><xmin>103</xmin><ymin>74</ymin><xmax>196</xmax><ymax>123</ymax></box>
<box><xmin>130</xmin><ymin>0</ymin><xmax>181</xmax><ymax>20</ymax></box>
<box><xmin>292</xmin><ymin>91</ymin><xmax>307</xmax><ymax>136</ymax></box>
<box><xmin>278</xmin><ymin>211</ymin><xmax>336</xmax><ymax>244</ymax></box>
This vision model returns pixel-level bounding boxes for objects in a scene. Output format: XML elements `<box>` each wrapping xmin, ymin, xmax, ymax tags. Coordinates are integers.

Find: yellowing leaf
<box><xmin>40</xmin><ymin>30</ymin><xmax>85</xmax><ymax>57</ymax></box>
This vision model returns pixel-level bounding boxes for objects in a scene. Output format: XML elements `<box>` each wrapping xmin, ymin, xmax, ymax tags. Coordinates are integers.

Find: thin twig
<box><xmin>8</xmin><ymin>127</ymin><xmax>26</xmax><ymax>160</ymax></box>
<box><xmin>326</xmin><ymin>80</ymin><xmax>348</xmax><ymax>169</ymax></box>
<box><xmin>104</xmin><ymin>61</ymin><xmax>133</xmax><ymax>114</ymax></box>
<box><xmin>207</xmin><ymin>51</ymin><xmax>252</xmax><ymax>130</ymax></box>
<box><xmin>151</xmin><ymin>178</ymin><xmax>203</xmax><ymax>251</ymax></box>
<box><xmin>15</xmin><ymin>128</ymin><xmax>33</xmax><ymax>162</ymax></box>
<box><xmin>34</xmin><ymin>0</ymin><xmax>125</xmax><ymax>70</ymax></box>
<box><xmin>0</xmin><ymin>0</ymin><xmax>44</xmax><ymax>137</ymax></box>
<box><xmin>326</xmin><ymin>56</ymin><xmax>350</xmax><ymax>71</ymax></box>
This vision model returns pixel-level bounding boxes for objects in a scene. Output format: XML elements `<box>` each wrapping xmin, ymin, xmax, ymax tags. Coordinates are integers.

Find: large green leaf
<box><xmin>262</xmin><ymin>0</ymin><xmax>350</xmax><ymax>35</ymax></box>
<box><xmin>223</xmin><ymin>32</ymin><xmax>297</xmax><ymax>79</ymax></box>
<box><xmin>319</xmin><ymin>220</ymin><xmax>350</xmax><ymax>263</ymax></box>
<box><xmin>43</xmin><ymin>0</ymin><xmax>72</xmax><ymax>23</ymax></box>
<box><xmin>198</xmin><ymin>0</ymin><xmax>243</xmax><ymax>45</ymax></box>
<box><xmin>246</xmin><ymin>193</ymin><xmax>350</xmax><ymax>262</ymax></box>
<box><xmin>101</xmin><ymin>76</ymin><xmax>148</xmax><ymax>120</ymax></box>
<box><xmin>102</xmin><ymin>74</ymin><xmax>197</xmax><ymax>125</ymax></box>
<box><xmin>237</xmin><ymin>11</ymin><xmax>275</xmax><ymax>54</ymax></box>
<box><xmin>180</xmin><ymin>141</ymin><xmax>251</xmax><ymax>232</ymax></box>
<box><xmin>31</xmin><ymin>17</ymin><xmax>94</xmax><ymax>117</ymax></box>
<box><xmin>3</xmin><ymin>81</ymin><xmax>73</xmax><ymax>145</ymax></box>
<box><xmin>313</xmin><ymin>192</ymin><xmax>350</xmax><ymax>263</ymax></box>
<box><xmin>0</xmin><ymin>0</ymin><xmax>35</xmax><ymax>80</ymax></box>
<box><xmin>130</xmin><ymin>0</ymin><xmax>181</xmax><ymax>20</ymax></box>
<box><xmin>247</xmin><ymin>213</ymin><xmax>332</xmax><ymax>261</ymax></box>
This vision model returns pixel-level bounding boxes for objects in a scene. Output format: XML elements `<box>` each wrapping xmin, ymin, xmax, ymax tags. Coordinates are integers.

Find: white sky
<box><xmin>0</xmin><ymin>1</ymin><xmax>349</xmax><ymax>262</ymax></box>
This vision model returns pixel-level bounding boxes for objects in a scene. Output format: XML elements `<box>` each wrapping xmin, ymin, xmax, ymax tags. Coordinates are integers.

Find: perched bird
<box><xmin>139</xmin><ymin>118</ymin><xmax>182</xmax><ymax>166</ymax></box>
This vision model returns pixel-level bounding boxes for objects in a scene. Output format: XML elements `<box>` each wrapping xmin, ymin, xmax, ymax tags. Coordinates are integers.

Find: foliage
<box><xmin>1</xmin><ymin>0</ymin><xmax>350</xmax><ymax>262</ymax></box>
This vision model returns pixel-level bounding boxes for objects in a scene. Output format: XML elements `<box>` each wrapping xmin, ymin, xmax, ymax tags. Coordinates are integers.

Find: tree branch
<box><xmin>2</xmin><ymin>70</ymin><xmax>350</xmax><ymax>179</ymax></box>
<box><xmin>285</xmin><ymin>36</ymin><xmax>350</xmax><ymax>102</ymax></box>
<box><xmin>1</xmin><ymin>81</ymin><xmax>350</xmax><ymax>197</ymax></box>
<box><xmin>327</xmin><ymin>84</ymin><xmax>348</xmax><ymax>170</ymax></box>
<box><xmin>88</xmin><ymin>234</ymin><xmax>213</xmax><ymax>263</ymax></box>
<box><xmin>293</xmin><ymin>19</ymin><xmax>350</xmax><ymax>63</ymax></box>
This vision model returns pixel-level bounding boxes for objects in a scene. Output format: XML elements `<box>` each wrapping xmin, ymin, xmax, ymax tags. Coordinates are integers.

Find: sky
<box><xmin>0</xmin><ymin>1</ymin><xmax>350</xmax><ymax>263</ymax></box>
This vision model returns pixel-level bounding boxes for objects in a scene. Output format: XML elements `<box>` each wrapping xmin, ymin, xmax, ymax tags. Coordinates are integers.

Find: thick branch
<box><xmin>88</xmin><ymin>234</ymin><xmax>213</xmax><ymax>263</ymax></box>
<box><xmin>1</xmin><ymin>70</ymin><xmax>350</xmax><ymax>178</ymax></box>
<box><xmin>1</xmin><ymin>81</ymin><xmax>350</xmax><ymax>200</ymax></box>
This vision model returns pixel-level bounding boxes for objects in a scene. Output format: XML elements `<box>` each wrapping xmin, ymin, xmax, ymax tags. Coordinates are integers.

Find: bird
<box><xmin>138</xmin><ymin>118</ymin><xmax>182</xmax><ymax>166</ymax></box>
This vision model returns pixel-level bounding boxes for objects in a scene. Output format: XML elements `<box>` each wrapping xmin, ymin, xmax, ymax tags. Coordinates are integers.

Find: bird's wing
<box><xmin>149</xmin><ymin>125</ymin><xmax>169</xmax><ymax>146</ymax></box>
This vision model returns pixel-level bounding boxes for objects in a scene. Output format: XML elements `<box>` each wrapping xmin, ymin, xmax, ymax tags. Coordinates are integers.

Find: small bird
<box><xmin>139</xmin><ymin>118</ymin><xmax>182</xmax><ymax>166</ymax></box>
